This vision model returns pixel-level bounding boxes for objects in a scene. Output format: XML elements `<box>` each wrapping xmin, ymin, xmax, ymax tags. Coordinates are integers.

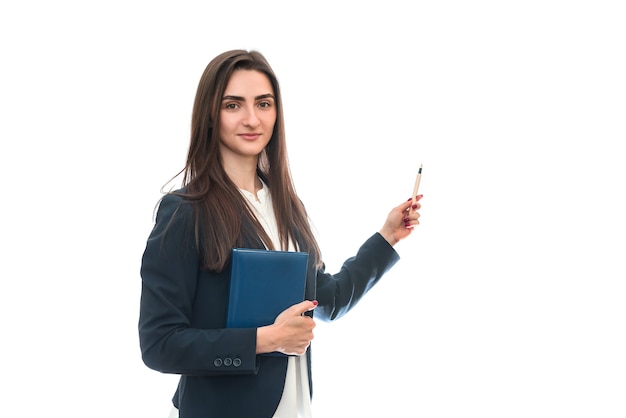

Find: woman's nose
<box><xmin>242</xmin><ymin>106</ymin><xmax>260</xmax><ymax>127</ymax></box>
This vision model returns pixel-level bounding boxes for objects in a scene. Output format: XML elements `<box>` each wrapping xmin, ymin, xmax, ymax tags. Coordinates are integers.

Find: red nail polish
<box><xmin>312</xmin><ymin>300</ymin><xmax>318</xmax><ymax>306</ymax></box>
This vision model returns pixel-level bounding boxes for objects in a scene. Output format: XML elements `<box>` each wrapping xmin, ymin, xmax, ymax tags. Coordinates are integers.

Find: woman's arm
<box><xmin>138</xmin><ymin>194</ymin><xmax>258</xmax><ymax>376</ymax></box>
<box><xmin>313</xmin><ymin>197</ymin><xmax>422</xmax><ymax>322</ymax></box>
<box><xmin>313</xmin><ymin>231</ymin><xmax>400</xmax><ymax>322</ymax></box>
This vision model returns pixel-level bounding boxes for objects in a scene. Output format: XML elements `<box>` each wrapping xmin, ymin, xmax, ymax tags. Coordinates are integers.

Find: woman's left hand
<box><xmin>379</xmin><ymin>195</ymin><xmax>423</xmax><ymax>246</ymax></box>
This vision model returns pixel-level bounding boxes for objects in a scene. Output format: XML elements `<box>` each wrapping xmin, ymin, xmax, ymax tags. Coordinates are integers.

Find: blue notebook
<box><xmin>227</xmin><ymin>248</ymin><xmax>308</xmax><ymax>329</ymax></box>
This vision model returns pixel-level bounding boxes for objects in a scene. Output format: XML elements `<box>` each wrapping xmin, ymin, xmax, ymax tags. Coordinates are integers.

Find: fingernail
<box><xmin>412</xmin><ymin>204</ymin><xmax>418</xmax><ymax>209</ymax></box>
<box><xmin>403</xmin><ymin>217</ymin><xmax>409</xmax><ymax>223</ymax></box>
<box><xmin>312</xmin><ymin>300</ymin><xmax>318</xmax><ymax>306</ymax></box>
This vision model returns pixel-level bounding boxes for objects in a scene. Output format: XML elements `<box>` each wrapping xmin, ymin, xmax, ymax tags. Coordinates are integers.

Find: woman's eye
<box><xmin>225</xmin><ymin>103</ymin><xmax>239</xmax><ymax>110</ymax></box>
<box><xmin>258</xmin><ymin>101</ymin><xmax>272</xmax><ymax>108</ymax></box>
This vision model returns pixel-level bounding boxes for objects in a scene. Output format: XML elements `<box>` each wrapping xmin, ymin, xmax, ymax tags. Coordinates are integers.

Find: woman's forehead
<box><xmin>224</xmin><ymin>70</ymin><xmax>274</xmax><ymax>97</ymax></box>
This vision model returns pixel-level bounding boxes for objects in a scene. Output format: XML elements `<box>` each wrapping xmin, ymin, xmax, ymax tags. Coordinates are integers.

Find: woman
<box><xmin>139</xmin><ymin>49</ymin><xmax>423</xmax><ymax>418</ymax></box>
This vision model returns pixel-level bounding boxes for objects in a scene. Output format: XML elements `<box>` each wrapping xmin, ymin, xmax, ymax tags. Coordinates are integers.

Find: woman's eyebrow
<box><xmin>256</xmin><ymin>93</ymin><xmax>275</xmax><ymax>100</ymax></box>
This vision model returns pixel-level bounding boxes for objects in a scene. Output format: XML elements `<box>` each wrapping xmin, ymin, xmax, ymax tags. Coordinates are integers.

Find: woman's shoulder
<box><xmin>155</xmin><ymin>190</ymin><xmax>193</xmax><ymax>221</ymax></box>
<box><xmin>159</xmin><ymin>190</ymin><xmax>185</xmax><ymax>205</ymax></box>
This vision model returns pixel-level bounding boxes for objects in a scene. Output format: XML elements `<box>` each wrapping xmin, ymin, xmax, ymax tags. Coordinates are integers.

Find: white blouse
<box><xmin>239</xmin><ymin>181</ymin><xmax>313</xmax><ymax>418</ymax></box>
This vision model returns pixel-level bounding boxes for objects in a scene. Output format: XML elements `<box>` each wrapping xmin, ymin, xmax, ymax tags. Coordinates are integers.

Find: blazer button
<box><xmin>224</xmin><ymin>357</ymin><xmax>233</xmax><ymax>367</ymax></box>
<box><xmin>233</xmin><ymin>358</ymin><xmax>242</xmax><ymax>367</ymax></box>
<box><xmin>213</xmin><ymin>358</ymin><xmax>223</xmax><ymax>367</ymax></box>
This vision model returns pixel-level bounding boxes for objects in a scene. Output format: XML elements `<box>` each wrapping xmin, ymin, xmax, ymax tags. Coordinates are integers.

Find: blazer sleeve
<box><xmin>313</xmin><ymin>232</ymin><xmax>401</xmax><ymax>322</ymax></box>
<box><xmin>138</xmin><ymin>194</ymin><xmax>259</xmax><ymax>376</ymax></box>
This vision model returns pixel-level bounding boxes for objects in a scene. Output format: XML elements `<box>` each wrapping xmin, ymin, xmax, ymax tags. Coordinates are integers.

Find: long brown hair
<box><xmin>166</xmin><ymin>49</ymin><xmax>321</xmax><ymax>272</ymax></box>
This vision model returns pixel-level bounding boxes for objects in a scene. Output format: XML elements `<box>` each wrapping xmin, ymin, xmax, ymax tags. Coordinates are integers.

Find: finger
<box><xmin>408</xmin><ymin>194</ymin><xmax>423</xmax><ymax>213</ymax></box>
<box><xmin>292</xmin><ymin>300</ymin><xmax>318</xmax><ymax>316</ymax></box>
<box><xmin>403</xmin><ymin>194</ymin><xmax>423</xmax><ymax>209</ymax></box>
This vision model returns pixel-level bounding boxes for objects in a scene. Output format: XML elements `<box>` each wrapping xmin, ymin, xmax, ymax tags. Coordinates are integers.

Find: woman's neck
<box><xmin>224</xmin><ymin>164</ymin><xmax>262</xmax><ymax>196</ymax></box>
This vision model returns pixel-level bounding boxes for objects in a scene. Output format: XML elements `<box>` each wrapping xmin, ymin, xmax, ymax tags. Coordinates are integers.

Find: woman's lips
<box><xmin>239</xmin><ymin>133</ymin><xmax>260</xmax><ymax>141</ymax></box>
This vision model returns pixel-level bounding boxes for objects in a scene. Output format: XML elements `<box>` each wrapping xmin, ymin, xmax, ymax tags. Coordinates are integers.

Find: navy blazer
<box><xmin>139</xmin><ymin>193</ymin><xmax>400</xmax><ymax>418</ymax></box>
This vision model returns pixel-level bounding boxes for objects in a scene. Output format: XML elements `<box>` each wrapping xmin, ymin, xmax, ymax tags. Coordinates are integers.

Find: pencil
<box><xmin>412</xmin><ymin>164</ymin><xmax>423</xmax><ymax>203</ymax></box>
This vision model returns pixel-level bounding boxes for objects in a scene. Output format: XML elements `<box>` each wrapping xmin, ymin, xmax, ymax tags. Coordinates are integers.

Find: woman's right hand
<box><xmin>256</xmin><ymin>300</ymin><xmax>318</xmax><ymax>356</ymax></box>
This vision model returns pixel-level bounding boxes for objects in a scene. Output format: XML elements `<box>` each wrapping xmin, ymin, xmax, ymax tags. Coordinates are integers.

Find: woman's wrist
<box><xmin>256</xmin><ymin>325</ymin><xmax>276</xmax><ymax>354</ymax></box>
<box><xmin>378</xmin><ymin>229</ymin><xmax>398</xmax><ymax>247</ymax></box>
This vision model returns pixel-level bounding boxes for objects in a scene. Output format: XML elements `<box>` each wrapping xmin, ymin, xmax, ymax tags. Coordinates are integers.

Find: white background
<box><xmin>1</xmin><ymin>1</ymin><xmax>625</xmax><ymax>417</ymax></box>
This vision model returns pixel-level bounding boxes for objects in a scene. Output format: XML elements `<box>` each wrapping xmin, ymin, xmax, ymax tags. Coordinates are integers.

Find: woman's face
<box><xmin>218</xmin><ymin>69</ymin><xmax>277</xmax><ymax>165</ymax></box>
